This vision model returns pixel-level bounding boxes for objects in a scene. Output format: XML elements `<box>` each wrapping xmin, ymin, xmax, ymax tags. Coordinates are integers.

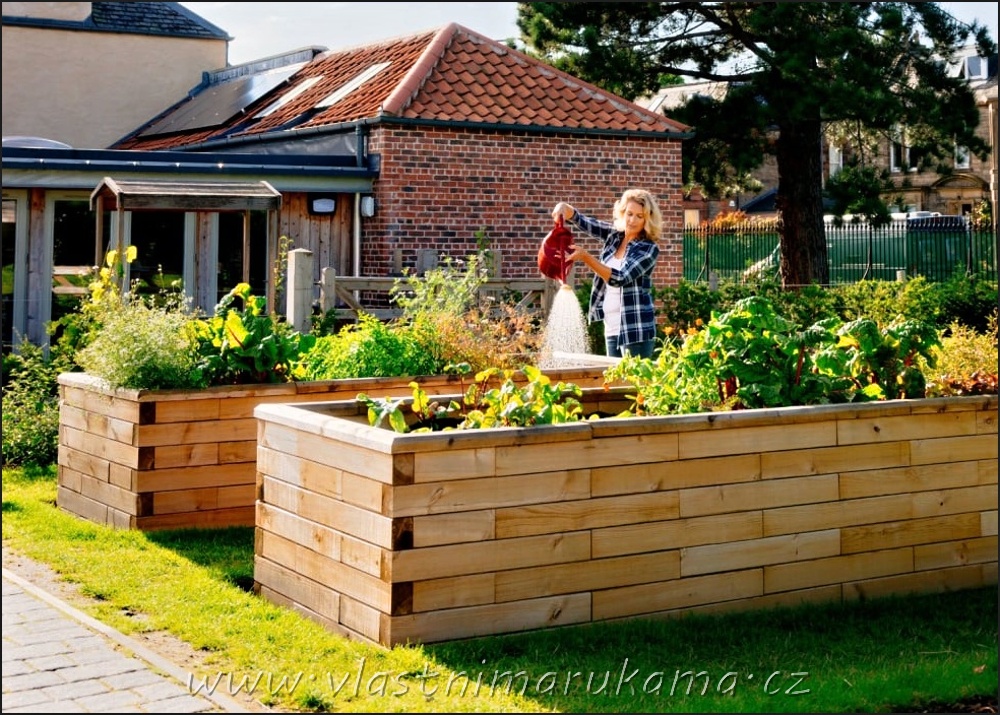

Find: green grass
<box><xmin>3</xmin><ymin>464</ymin><xmax>996</xmax><ymax>713</ymax></box>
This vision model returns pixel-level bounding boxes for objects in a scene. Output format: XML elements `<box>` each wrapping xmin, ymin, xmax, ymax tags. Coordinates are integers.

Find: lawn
<box><xmin>2</xmin><ymin>464</ymin><xmax>996</xmax><ymax>713</ymax></box>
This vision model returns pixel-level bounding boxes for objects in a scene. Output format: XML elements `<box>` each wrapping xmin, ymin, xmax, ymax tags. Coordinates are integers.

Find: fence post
<box><xmin>319</xmin><ymin>267</ymin><xmax>336</xmax><ymax>313</ymax></box>
<box><xmin>286</xmin><ymin>248</ymin><xmax>313</xmax><ymax>333</ymax></box>
<box><xmin>896</xmin><ymin>269</ymin><xmax>907</xmax><ymax>282</ymax></box>
<box><xmin>709</xmin><ymin>271</ymin><xmax>719</xmax><ymax>291</ymax></box>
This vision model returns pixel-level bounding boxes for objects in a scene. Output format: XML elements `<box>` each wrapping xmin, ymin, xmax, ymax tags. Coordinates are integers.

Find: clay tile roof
<box><xmin>115</xmin><ymin>23</ymin><xmax>687</xmax><ymax>151</ymax></box>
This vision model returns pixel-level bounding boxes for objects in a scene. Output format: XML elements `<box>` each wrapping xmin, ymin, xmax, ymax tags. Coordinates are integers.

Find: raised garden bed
<box><xmin>252</xmin><ymin>392</ymin><xmax>998</xmax><ymax>647</ymax></box>
<box><xmin>55</xmin><ymin>361</ymin><xmax>613</xmax><ymax>530</ymax></box>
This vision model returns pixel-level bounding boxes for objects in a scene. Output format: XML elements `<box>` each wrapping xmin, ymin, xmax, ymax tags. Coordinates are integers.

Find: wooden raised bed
<box><xmin>55</xmin><ymin>361</ymin><xmax>613</xmax><ymax>530</ymax></box>
<box><xmin>252</xmin><ymin>392</ymin><xmax>998</xmax><ymax>647</ymax></box>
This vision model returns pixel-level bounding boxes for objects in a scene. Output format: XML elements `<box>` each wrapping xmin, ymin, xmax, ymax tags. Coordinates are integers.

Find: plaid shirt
<box><xmin>571</xmin><ymin>211</ymin><xmax>660</xmax><ymax>345</ymax></box>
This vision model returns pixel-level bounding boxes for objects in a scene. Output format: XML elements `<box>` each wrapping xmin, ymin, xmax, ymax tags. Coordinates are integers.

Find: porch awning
<box><xmin>90</xmin><ymin>176</ymin><xmax>282</xmax><ymax>212</ymax></box>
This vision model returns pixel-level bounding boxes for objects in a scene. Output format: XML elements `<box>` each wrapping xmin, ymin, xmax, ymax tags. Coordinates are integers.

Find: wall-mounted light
<box><xmin>309</xmin><ymin>194</ymin><xmax>336</xmax><ymax>215</ymax></box>
<box><xmin>360</xmin><ymin>195</ymin><xmax>376</xmax><ymax>218</ymax></box>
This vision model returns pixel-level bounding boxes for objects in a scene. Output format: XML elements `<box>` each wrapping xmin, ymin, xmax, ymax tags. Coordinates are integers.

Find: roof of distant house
<box><xmin>113</xmin><ymin>23</ymin><xmax>690</xmax><ymax>151</ymax></box>
<box><xmin>1</xmin><ymin>1</ymin><xmax>230</xmax><ymax>41</ymax></box>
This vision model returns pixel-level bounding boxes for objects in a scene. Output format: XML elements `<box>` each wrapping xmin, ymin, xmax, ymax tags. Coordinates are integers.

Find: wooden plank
<box><xmin>154</xmin><ymin>398</ymin><xmax>221</xmax><ymax>423</ymax></box>
<box><xmin>57</xmin><ymin>485</ymin><xmax>111</xmax><ymax>526</ymax></box>
<box><xmin>413</xmin><ymin>510</ymin><xmax>495</xmax><ymax>548</ymax></box>
<box><xmin>763</xmin><ymin>493</ymin><xmax>913</xmax><ymax>537</ymax></box>
<box><xmin>257</xmin><ymin>502</ymin><xmax>342</xmax><ymax>561</ymax></box>
<box><xmin>257</xmin><ymin>583</ymin><xmax>373</xmax><ymax>647</ymax></box>
<box><xmin>914</xmin><ymin>536</ymin><xmax>998</xmax><ymax>570</ymax></box>
<box><xmin>682</xmin><ymin>530</ymin><xmax>840</xmax><ymax>577</ymax></box>
<box><xmin>339</xmin><ymin>594</ymin><xmax>382</xmax><ymax>643</ymax></box>
<box><xmin>593</xmin><ymin>570</ymin><xmax>763</xmax><ymax>621</ymax></box>
<box><xmin>153</xmin><ymin>443</ymin><xmax>220</xmax><ymax>469</ymax></box>
<box><xmin>495</xmin><ymin>491</ymin><xmax>680</xmax><ymax>539</ymax></box>
<box><xmin>844</xmin><ymin>564</ymin><xmax>990</xmax><ymax>602</ymax></box>
<box><xmin>60</xmin><ymin>385</ymin><xmax>142</xmax><ymax>422</ymax></box>
<box><xmin>837</xmin><ymin>411</ymin><xmax>977</xmax><ymax>445</ymax></box>
<box><xmin>254</xmin><ymin>557</ymin><xmax>340</xmax><ymax>623</ymax></box>
<box><xmin>136</xmin><ymin>418</ymin><xmax>257</xmax><ymax>447</ymax></box>
<box><xmin>839</xmin><ymin>461</ymin><xmax>983</xmax><ymax>499</ymax></box>
<box><xmin>257</xmin><ymin>531</ymin><xmax>391</xmax><ymax>611</ymax></box>
<box><xmin>134</xmin><ymin>505</ymin><xmax>255</xmax><ymax>531</ymax></box>
<box><xmin>258</xmin><ymin>445</ymin><xmax>344</xmax><ymax>499</ymax></box>
<box><xmin>495</xmin><ymin>551</ymin><xmax>681</xmax><ymax>602</ymax></box>
<box><xmin>259</xmin><ymin>422</ymin><xmax>396</xmax><ymax>484</ymax></box>
<box><xmin>79</xmin><ymin>472</ymin><xmax>140</xmax><ymax>514</ymax></box>
<box><xmin>340</xmin><ymin>532</ymin><xmax>387</xmax><ymax>578</ymax></box>
<box><xmin>593</xmin><ymin>512</ymin><xmax>762</xmax><ymax>559</ymax></box>
<box><xmin>133</xmin><ymin>463</ymin><xmax>253</xmax><ymax>492</ymax></box>
<box><xmin>495</xmin><ymin>433</ymin><xmax>678</xmax><ymax>476</ymax></box>
<box><xmin>220</xmin><ymin>440</ymin><xmax>255</xmax><ymax>463</ymax></box>
<box><xmin>341</xmin><ymin>472</ymin><xmax>385</xmax><ymax>512</ymax></box>
<box><xmin>60</xmin><ymin>424</ymin><xmax>142</xmax><ymax>469</ymax></box>
<box><xmin>978</xmin><ymin>410</ymin><xmax>998</xmax><ymax>434</ymax></box>
<box><xmin>262</xmin><ymin>477</ymin><xmax>394</xmax><ymax>548</ymax></box>
<box><xmin>909</xmin><ymin>434</ymin><xmax>998</xmax><ymax>465</ymax></box>
<box><xmin>841</xmin><ymin>513</ymin><xmax>982</xmax><ymax>554</ymax></box>
<box><xmin>591</xmin><ymin>454</ymin><xmax>761</xmax><ymax>498</ymax></box>
<box><xmin>391</xmin><ymin>532</ymin><xmax>591</xmax><ymax>582</ymax></box>
<box><xmin>151</xmin><ymin>484</ymin><xmax>255</xmax><ymax>515</ymax></box>
<box><xmin>762</xmin><ymin>442</ymin><xmax>909</xmax><ymax>479</ymax></box>
<box><xmin>391</xmin><ymin>470</ymin><xmax>591</xmax><ymax>518</ymax></box>
<box><xmin>386</xmin><ymin>593</ymin><xmax>590</xmax><ymax>646</ymax></box>
<box><xmin>57</xmin><ymin>464</ymin><xmax>82</xmax><ymax>493</ymax></box>
<box><xmin>412</xmin><ymin>573</ymin><xmax>495</xmax><ymax>612</ymax></box>
<box><xmin>679</xmin><ymin>421</ymin><xmax>835</xmax><ymax>460</ymax></box>
<box><xmin>911</xmin><ymin>484</ymin><xmax>998</xmax><ymax>519</ymax></box>
<box><xmin>764</xmin><ymin>548</ymin><xmax>913</xmax><ymax>594</ymax></box>
<box><xmin>58</xmin><ymin>444</ymin><xmax>111</xmax><ymax>482</ymax></box>
<box><xmin>680</xmin><ymin>474</ymin><xmax>839</xmax><ymax>518</ymax></box>
<box><xmin>983</xmin><ymin>510</ymin><xmax>998</xmax><ymax>537</ymax></box>
<box><xmin>412</xmin><ymin>447</ymin><xmax>496</xmax><ymax>482</ymax></box>
<box><xmin>60</xmin><ymin>403</ymin><xmax>136</xmax><ymax>445</ymax></box>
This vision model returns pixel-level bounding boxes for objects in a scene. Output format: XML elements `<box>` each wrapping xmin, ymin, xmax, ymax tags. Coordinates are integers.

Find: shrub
<box><xmin>1</xmin><ymin>342</ymin><xmax>62</xmax><ymax>466</ymax></box>
<box><xmin>299</xmin><ymin>313</ymin><xmax>445</xmax><ymax>380</ymax></box>
<box><xmin>74</xmin><ymin>301</ymin><xmax>206</xmax><ymax>390</ymax></box>
<box><xmin>922</xmin><ymin>311</ymin><xmax>999</xmax><ymax>397</ymax></box>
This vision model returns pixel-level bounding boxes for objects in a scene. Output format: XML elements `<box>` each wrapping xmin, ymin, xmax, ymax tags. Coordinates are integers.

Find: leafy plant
<box><xmin>75</xmin><ymin>301</ymin><xmax>206</xmax><ymax>390</ymax></box>
<box><xmin>922</xmin><ymin>311</ymin><xmax>999</xmax><ymax>397</ymax></box>
<box><xmin>299</xmin><ymin>312</ymin><xmax>446</xmax><ymax>380</ymax></box>
<box><xmin>358</xmin><ymin>364</ymin><xmax>589</xmax><ymax>433</ymax></box>
<box><xmin>1</xmin><ymin>341</ymin><xmax>63</xmax><ymax>465</ymax></box>
<box><xmin>607</xmin><ymin>295</ymin><xmax>941</xmax><ymax>415</ymax></box>
<box><xmin>188</xmin><ymin>283</ymin><xmax>316</xmax><ymax>385</ymax></box>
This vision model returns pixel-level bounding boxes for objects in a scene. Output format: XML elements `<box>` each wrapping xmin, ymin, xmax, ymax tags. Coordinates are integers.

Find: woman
<box><xmin>551</xmin><ymin>188</ymin><xmax>662</xmax><ymax>358</ymax></box>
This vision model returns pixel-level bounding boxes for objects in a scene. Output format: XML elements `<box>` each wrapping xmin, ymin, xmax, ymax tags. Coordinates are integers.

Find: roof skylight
<box><xmin>316</xmin><ymin>62</ymin><xmax>391</xmax><ymax>108</ymax></box>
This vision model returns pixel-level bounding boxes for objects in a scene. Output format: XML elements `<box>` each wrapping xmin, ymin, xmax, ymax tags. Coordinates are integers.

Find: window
<box><xmin>889</xmin><ymin>126</ymin><xmax>919</xmax><ymax>173</ymax></box>
<box><xmin>954</xmin><ymin>143</ymin><xmax>970</xmax><ymax>170</ymax></box>
<box><xmin>963</xmin><ymin>55</ymin><xmax>987</xmax><ymax>80</ymax></box>
<box><xmin>828</xmin><ymin>145</ymin><xmax>844</xmax><ymax>178</ymax></box>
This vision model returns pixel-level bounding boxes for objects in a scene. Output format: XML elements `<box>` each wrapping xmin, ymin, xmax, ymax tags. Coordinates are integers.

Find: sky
<box><xmin>183</xmin><ymin>2</ymin><xmax>998</xmax><ymax>67</ymax></box>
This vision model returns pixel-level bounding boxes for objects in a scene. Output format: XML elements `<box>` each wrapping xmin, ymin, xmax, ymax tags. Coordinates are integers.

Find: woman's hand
<box><xmin>552</xmin><ymin>202</ymin><xmax>575</xmax><ymax>222</ymax></box>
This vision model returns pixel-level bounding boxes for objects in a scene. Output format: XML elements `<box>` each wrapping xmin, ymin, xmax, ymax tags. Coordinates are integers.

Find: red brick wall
<box><xmin>364</xmin><ymin>125</ymin><xmax>684</xmax><ymax>288</ymax></box>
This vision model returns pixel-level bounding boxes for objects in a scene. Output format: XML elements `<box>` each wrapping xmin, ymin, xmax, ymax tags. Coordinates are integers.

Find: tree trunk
<box><xmin>774</xmin><ymin>119</ymin><xmax>829</xmax><ymax>288</ymax></box>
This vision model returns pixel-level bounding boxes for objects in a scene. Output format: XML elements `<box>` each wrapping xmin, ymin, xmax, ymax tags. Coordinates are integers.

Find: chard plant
<box><xmin>187</xmin><ymin>282</ymin><xmax>316</xmax><ymax>385</ymax></box>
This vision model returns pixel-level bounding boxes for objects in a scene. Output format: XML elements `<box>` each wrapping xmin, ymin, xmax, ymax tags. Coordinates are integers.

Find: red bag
<box><xmin>538</xmin><ymin>215</ymin><xmax>574</xmax><ymax>282</ymax></box>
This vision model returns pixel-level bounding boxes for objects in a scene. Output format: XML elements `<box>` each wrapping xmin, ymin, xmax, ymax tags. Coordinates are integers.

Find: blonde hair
<box><xmin>612</xmin><ymin>189</ymin><xmax>662</xmax><ymax>242</ymax></box>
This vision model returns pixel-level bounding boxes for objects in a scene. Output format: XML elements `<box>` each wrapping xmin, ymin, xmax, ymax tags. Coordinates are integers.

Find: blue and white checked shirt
<box><xmin>570</xmin><ymin>211</ymin><xmax>660</xmax><ymax>345</ymax></box>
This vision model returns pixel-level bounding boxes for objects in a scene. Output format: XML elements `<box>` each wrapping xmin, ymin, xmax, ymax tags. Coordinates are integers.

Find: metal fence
<box><xmin>683</xmin><ymin>218</ymin><xmax>998</xmax><ymax>284</ymax></box>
